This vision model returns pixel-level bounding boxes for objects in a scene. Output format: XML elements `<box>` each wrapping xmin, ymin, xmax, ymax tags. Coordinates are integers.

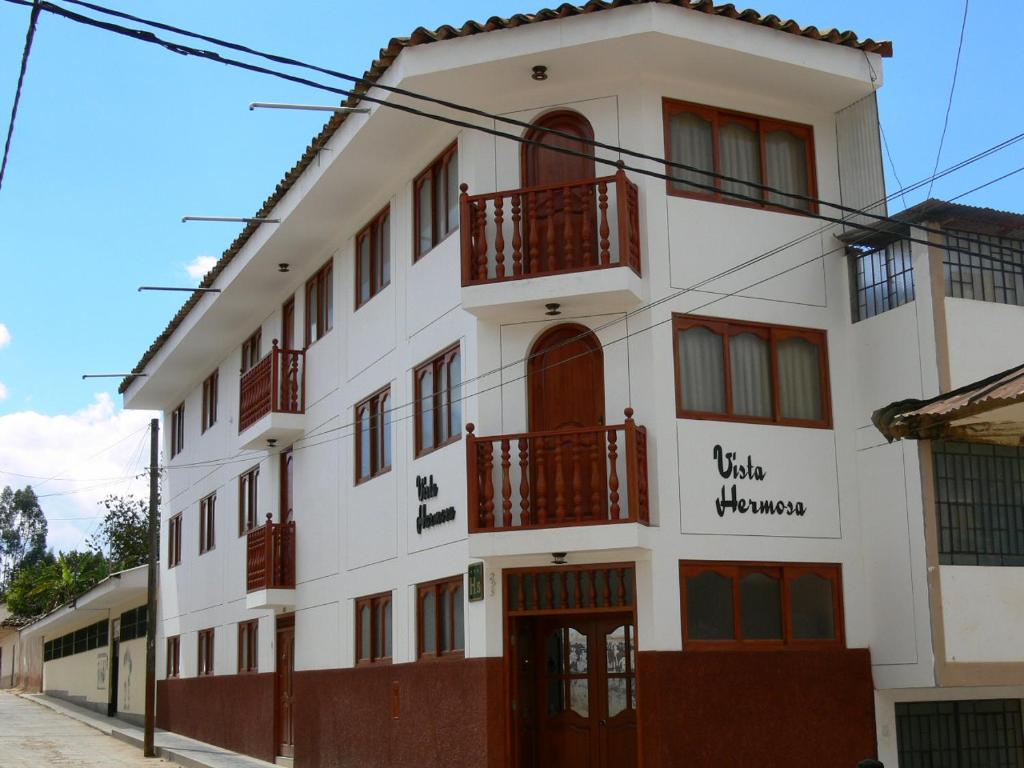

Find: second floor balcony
<box><xmin>245</xmin><ymin>514</ymin><xmax>296</xmax><ymax>610</ymax></box>
<box><xmin>459</xmin><ymin>170</ymin><xmax>644</xmax><ymax>320</ymax></box>
<box><xmin>238</xmin><ymin>341</ymin><xmax>305</xmax><ymax>450</ymax></box>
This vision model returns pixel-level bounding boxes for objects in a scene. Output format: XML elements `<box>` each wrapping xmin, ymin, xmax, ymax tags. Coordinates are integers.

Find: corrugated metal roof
<box><xmin>119</xmin><ymin>0</ymin><xmax>892</xmax><ymax>395</ymax></box>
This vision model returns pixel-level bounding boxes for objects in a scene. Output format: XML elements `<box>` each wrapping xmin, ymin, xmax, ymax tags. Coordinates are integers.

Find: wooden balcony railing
<box><xmin>459</xmin><ymin>169</ymin><xmax>641</xmax><ymax>286</ymax></box>
<box><xmin>246</xmin><ymin>514</ymin><xmax>295</xmax><ymax>592</ymax></box>
<box><xmin>466</xmin><ymin>409</ymin><xmax>649</xmax><ymax>533</ymax></box>
<box><xmin>238</xmin><ymin>340</ymin><xmax>305</xmax><ymax>433</ymax></box>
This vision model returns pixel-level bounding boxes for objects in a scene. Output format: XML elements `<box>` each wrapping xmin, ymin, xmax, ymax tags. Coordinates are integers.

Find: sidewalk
<box><xmin>19</xmin><ymin>693</ymin><xmax>278</xmax><ymax>768</ymax></box>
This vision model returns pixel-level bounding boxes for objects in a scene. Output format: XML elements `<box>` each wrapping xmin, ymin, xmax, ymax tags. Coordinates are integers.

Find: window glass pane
<box><xmin>421</xmin><ymin>591</ymin><xmax>436</xmax><ymax>654</ymax></box>
<box><xmin>380</xmin><ymin>393</ymin><xmax>391</xmax><ymax>469</ymax></box>
<box><xmin>449</xmin><ymin>351</ymin><xmax>461</xmax><ymax>436</ymax></box>
<box><xmin>419</xmin><ymin>369</ymin><xmax>434</xmax><ymax>450</ymax></box>
<box><xmin>359</xmin><ymin>604</ymin><xmax>371</xmax><ymax>660</ymax></box>
<box><xmin>719</xmin><ymin>121</ymin><xmax>761</xmax><ymax>201</ymax></box>
<box><xmin>453</xmin><ymin>584</ymin><xmax>464</xmax><ymax>651</ymax></box>
<box><xmin>605</xmin><ymin>626</ymin><xmax>626</xmax><ymax>673</ymax></box>
<box><xmin>765</xmin><ymin>130</ymin><xmax>809</xmax><ymax>211</ymax></box>
<box><xmin>358</xmin><ymin>235</ymin><xmax>371</xmax><ymax>304</ymax></box>
<box><xmin>740</xmin><ymin>572</ymin><xmax>782</xmax><ymax>640</ymax></box>
<box><xmin>358</xmin><ymin>407</ymin><xmax>371</xmax><ymax>478</ymax></box>
<box><xmin>678</xmin><ymin>326</ymin><xmax>726</xmax><ymax>413</ymax></box>
<box><xmin>441</xmin><ymin>587</ymin><xmax>452</xmax><ymax>652</ymax></box>
<box><xmin>417</xmin><ymin>177</ymin><xmax>433</xmax><ymax>255</ymax></box>
<box><xmin>438</xmin><ymin>361</ymin><xmax>450</xmax><ymax>442</ymax></box>
<box><xmin>446</xmin><ymin>150</ymin><xmax>459</xmax><ymax>235</ymax></box>
<box><xmin>669</xmin><ymin>112</ymin><xmax>714</xmax><ymax>193</ymax></box>
<box><xmin>378</xmin><ymin>213</ymin><xmax>390</xmax><ymax>288</ymax></box>
<box><xmin>685</xmin><ymin>570</ymin><xmax>734</xmax><ymax>640</ymax></box>
<box><xmin>730</xmin><ymin>332</ymin><xmax>772</xmax><ymax>418</ymax></box>
<box><xmin>608</xmin><ymin>678</ymin><xmax>627</xmax><ymax>718</ymax></box>
<box><xmin>777</xmin><ymin>337</ymin><xmax>823</xmax><ymax>421</ymax></box>
<box><xmin>789</xmin><ymin>573</ymin><xmax>835</xmax><ymax>639</ymax></box>
<box><xmin>570</xmin><ymin>679</ymin><xmax>589</xmax><ymax>718</ymax></box>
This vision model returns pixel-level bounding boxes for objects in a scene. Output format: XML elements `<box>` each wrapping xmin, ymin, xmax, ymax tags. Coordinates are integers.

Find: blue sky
<box><xmin>0</xmin><ymin>0</ymin><xmax>1022</xmax><ymax>549</ymax></box>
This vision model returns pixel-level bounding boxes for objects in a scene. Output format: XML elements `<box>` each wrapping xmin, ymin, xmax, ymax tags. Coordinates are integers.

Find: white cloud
<box><xmin>0</xmin><ymin>323</ymin><xmax>11</xmax><ymax>349</ymax></box>
<box><xmin>0</xmin><ymin>394</ymin><xmax>157</xmax><ymax>554</ymax></box>
<box><xmin>0</xmin><ymin>382</ymin><xmax>7</xmax><ymax>401</ymax></box>
<box><xmin>185</xmin><ymin>255</ymin><xmax>217</xmax><ymax>280</ymax></box>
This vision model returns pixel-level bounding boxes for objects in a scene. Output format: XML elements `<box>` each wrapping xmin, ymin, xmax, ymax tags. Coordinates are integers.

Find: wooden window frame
<box><xmin>305</xmin><ymin>259</ymin><xmax>334</xmax><ymax>347</ymax></box>
<box><xmin>355</xmin><ymin>205</ymin><xmax>391</xmax><ymax>309</ymax></box>
<box><xmin>197</xmin><ymin>628</ymin><xmax>215</xmax><ymax>676</ymax></box>
<box><xmin>672</xmin><ymin>313</ymin><xmax>832</xmax><ymax>429</ymax></box>
<box><xmin>238</xmin><ymin>466</ymin><xmax>260</xmax><ymax>536</ymax></box>
<box><xmin>413</xmin><ymin>343</ymin><xmax>461</xmax><ymax>458</ymax></box>
<box><xmin>416</xmin><ymin>575</ymin><xmax>465</xmax><ymax>660</ymax></box>
<box><xmin>201</xmin><ymin>370</ymin><xmax>218</xmax><ymax>433</ymax></box>
<box><xmin>679</xmin><ymin>561</ymin><xmax>844</xmax><ymax>650</ymax></box>
<box><xmin>240</xmin><ymin>328</ymin><xmax>262</xmax><ymax>373</ymax></box>
<box><xmin>198</xmin><ymin>493</ymin><xmax>216</xmax><ymax>555</ymax></box>
<box><xmin>413</xmin><ymin>142</ymin><xmax>459</xmax><ymax>261</ymax></box>
<box><xmin>167</xmin><ymin>513</ymin><xmax>182</xmax><ymax>568</ymax></box>
<box><xmin>354</xmin><ymin>385</ymin><xmax>391</xmax><ymax>484</ymax></box>
<box><xmin>170</xmin><ymin>403</ymin><xmax>185</xmax><ymax>458</ymax></box>
<box><xmin>662</xmin><ymin>98</ymin><xmax>818</xmax><ymax>215</ymax></box>
<box><xmin>354</xmin><ymin>591</ymin><xmax>393</xmax><ymax>666</ymax></box>
<box><xmin>166</xmin><ymin>635</ymin><xmax>180</xmax><ymax>678</ymax></box>
<box><xmin>237</xmin><ymin>620</ymin><xmax>258</xmax><ymax>674</ymax></box>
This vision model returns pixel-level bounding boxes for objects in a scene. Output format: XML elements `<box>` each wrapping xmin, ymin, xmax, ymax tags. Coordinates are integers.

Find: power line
<box><xmin>0</xmin><ymin>0</ymin><xmax>40</xmax><ymax>192</ymax></box>
<box><xmin>8</xmin><ymin>0</ymin><xmax>1024</xmax><ymax>265</ymax></box>
<box><xmin>926</xmin><ymin>0</ymin><xmax>970</xmax><ymax>199</ymax></box>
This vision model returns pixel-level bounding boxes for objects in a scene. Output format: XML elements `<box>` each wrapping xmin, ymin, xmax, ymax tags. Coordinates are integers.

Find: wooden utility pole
<box><xmin>143</xmin><ymin>417</ymin><xmax>158</xmax><ymax>757</ymax></box>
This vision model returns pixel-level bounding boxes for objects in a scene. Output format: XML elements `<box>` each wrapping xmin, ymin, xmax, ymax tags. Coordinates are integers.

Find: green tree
<box><xmin>0</xmin><ymin>485</ymin><xmax>48</xmax><ymax>596</ymax></box>
<box><xmin>88</xmin><ymin>494</ymin><xmax>150</xmax><ymax>572</ymax></box>
<box><xmin>5</xmin><ymin>550</ymin><xmax>108</xmax><ymax>618</ymax></box>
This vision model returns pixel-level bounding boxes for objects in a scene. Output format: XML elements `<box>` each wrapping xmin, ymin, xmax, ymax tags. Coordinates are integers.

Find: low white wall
<box><xmin>940</xmin><ymin>566</ymin><xmax>1024</xmax><ymax>663</ymax></box>
<box><xmin>0</xmin><ymin>632</ymin><xmax>18</xmax><ymax>688</ymax></box>
<box><xmin>945</xmin><ymin>298</ymin><xmax>1024</xmax><ymax>388</ymax></box>
<box><xmin>43</xmin><ymin>647</ymin><xmax>109</xmax><ymax>710</ymax></box>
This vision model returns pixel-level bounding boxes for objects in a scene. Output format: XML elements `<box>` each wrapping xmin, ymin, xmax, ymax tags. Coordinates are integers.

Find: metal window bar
<box><xmin>933</xmin><ymin>441</ymin><xmax>1024</xmax><ymax>566</ymax></box>
<box><xmin>944</xmin><ymin>230</ymin><xmax>1024</xmax><ymax>306</ymax></box>
<box><xmin>849</xmin><ymin>239</ymin><xmax>915</xmax><ymax>322</ymax></box>
<box><xmin>896</xmin><ymin>699</ymin><xmax>1024</xmax><ymax>768</ymax></box>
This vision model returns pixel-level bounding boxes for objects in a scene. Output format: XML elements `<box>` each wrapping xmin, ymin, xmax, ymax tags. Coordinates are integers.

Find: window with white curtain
<box><xmin>674</xmin><ymin>315</ymin><xmax>830</xmax><ymax>427</ymax></box>
<box><xmin>664</xmin><ymin>99</ymin><xmax>814</xmax><ymax>213</ymax></box>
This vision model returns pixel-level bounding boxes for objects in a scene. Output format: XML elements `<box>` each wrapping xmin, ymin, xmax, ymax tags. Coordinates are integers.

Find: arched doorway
<box><xmin>521</xmin><ymin>111</ymin><xmax>598</xmax><ymax>272</ymax></box>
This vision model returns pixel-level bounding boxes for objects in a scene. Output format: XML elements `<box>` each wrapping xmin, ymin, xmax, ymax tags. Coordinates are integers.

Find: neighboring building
<box><xmin>854</xmin><ymin>201</ymin><xmax>1024</xmax><ymax>767</ymax></box>
<box><xmin>0</xmin><ymin>603</ymin><xmax>30</xmax><ymax>689</ymax></box>
<box><xmin>122</xmin><ymin>3</ymin><xmax>1024</xmax><ymax>767</ymax></box>
<box><xmin>17</xmin><ymin>565</ymin><xmax>150</xmax><ymax>724</ymax></box>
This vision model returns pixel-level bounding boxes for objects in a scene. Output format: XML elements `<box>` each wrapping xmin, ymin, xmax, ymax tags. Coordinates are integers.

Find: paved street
<box><xmin>0</xmin><ymin>691</ymin><xmax>175</xmax><ymax>768</ymax></box>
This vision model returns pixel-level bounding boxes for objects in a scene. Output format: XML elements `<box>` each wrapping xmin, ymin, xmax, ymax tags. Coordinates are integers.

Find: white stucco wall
<box><xmin>939</xmin><ymin>566</ymin><xmax>1024</xmax><ymax>664</ymax></box>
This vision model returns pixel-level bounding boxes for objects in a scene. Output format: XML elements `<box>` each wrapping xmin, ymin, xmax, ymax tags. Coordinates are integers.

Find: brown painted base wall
<box><xmin>156</xmin><ymin>673</ymin><xmax>275</xmax><ymax>762</ymax></box>
<box><xmin>638</xmin><ymin>649</ymin><xmax>876</xmax><ymax>768</ymax></box>
<box><xmin>294</xmin><ymin>657</ymin><xmax>506</xmax><ymax>768</ymax></box>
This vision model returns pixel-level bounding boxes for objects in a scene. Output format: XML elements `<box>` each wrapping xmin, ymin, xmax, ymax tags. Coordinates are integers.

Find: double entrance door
<box><xmin>514</xmin><ymin>613</ymin><xmax>638</xmax><ymax>768</ymax></box>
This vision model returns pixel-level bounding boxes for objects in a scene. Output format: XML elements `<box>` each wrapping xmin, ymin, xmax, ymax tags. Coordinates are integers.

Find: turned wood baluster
<box><xmin>518</xmin><ymin>438</ymin><xmax>530</xmax><ymax>526</ymax></box>
<box><xmin>553</xmin><ymin>437</ymin><xmax>566</xmax><ymax>522</ymax></box>
<box><xmin>528</xmin><ymin>192</ymin><xmax>540</xmax><ymax>274</ymax></box>
<box><xmin>581</xmin><ymin>184</ymin><xmax>594</xmax><ymax>267</ymax></box>
<box><xmin>482</xmin><ymin>441</ymin><xmax>495</xmax><ymax>529</ymax></box>
<box><xmin>535</xmin><ymin>436</ymin><xmax>548</xmax><ymax>525</ymax></box>
<box><xmin>608</xmin><ymin>428</ymin><xmax>621</xmax><ymax>519</ymax></box>
<box><xmin>589</xmin><ymin>433</ymin><xmax>601</xmax><ymax>520</ymax></box>
<box><xmin>563</xmin><ymin>186</ymin><xmax>574</xmax><ymax>269</ymax></box>
<box><xmin>598</xmin><ymin>180</ymin><xmax>610</xmax><ymax>266</ymax></box>
<box><xmin>581</xmin><ymin>570</ymin><xmax>592</xmax><ymax>609</ymax></box>
<box><xmin>545</xmin><ymin>190</ymin><xmax>557</xmax><ymax>272</ymax></box>
<box><xmin>511</xmin><ymin>194</ymin><xmax>523</xmax><ymax>277</ymax></box>
<box><xmin>571</xmin><ymin>435</ymin><xmax>583</xmax><ymax>522</ymax></box>
<box><xmin>545</xmin><ymin>572</ymin><xmax>554</xmax><ymax>609</ymax></box>
<box><xmin>500</xmin><ymin>439</ymin><xmax>512</xmax><ymax>528</ymax></box>
<box><xmin>572</xmin><ymin>571</ymin><xmax>582</xmax><ymax>607</ymax></box>
<box><xmin>494</xmin><ymin>197</ymin><xmax>506</xmax><ymax>279</ymax></box>
<box><xmin>617</xmin><ymin>567</ymin><xmax>627</xmax><ymax>607</ymax></box>
<box><xmin>517</xmin><ymin>575</ymin><xmax>526</xmax><ymax>611</ymax></box>
<box><xmin>601</xmin><ymin>568</ymin><xmax>611</xmax><ymax>607</ymax></box>
<box><xmin>475</xmin><ymin>199</ymin><xmax>489</xmax><ymax>282</ymax></box>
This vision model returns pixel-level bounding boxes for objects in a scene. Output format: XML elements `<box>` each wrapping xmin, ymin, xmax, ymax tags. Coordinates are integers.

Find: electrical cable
<box><xmin>926</xmin><ymin>0</ymin><xmax>970</xmax><ymax>199</ymax></box>
<box><xmin>0</xmin><ymin>0</ymin><xmax>39</xmax><ymax>192</ymax></box>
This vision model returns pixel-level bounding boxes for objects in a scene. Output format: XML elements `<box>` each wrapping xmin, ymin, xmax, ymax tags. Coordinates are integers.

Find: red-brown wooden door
<box><xmin>282</xmin><ymin>297</ymin><xmax>295</xmax><ymax>351</ymax></box>
<box><xmin>275</xmin><ymin>617</ymin><xmax>295</xmax><ymax>758</ymax></box>
<box><xmin>522</xmin><ymin>110</ymin><xmax>598</xmax><ymax>272</ymax></box>
<box><xmin>528</xmin><ymin>324</ymin><xmax>606</xmax><ymax>522</ymax></box>
<box><xmin>533</xmin><ymin>615</ymin><xmax>637</xmax><ymax>768</ymax></box>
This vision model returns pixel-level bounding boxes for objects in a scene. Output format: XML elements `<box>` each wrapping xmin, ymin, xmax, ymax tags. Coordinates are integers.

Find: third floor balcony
<box><xmin>459</xmin><ymin>170</ymin><xmax>644</xmax><ymax>320</ymax></box>
<box><xmin>238</xmin><ymin>341</ymin><xmax>305</xmax><ymax>451</ymax></box>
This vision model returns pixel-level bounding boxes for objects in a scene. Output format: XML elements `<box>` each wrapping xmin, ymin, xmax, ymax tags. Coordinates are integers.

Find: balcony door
<box><xmin>279</xmin><ymin>449</ymin><xmax>293</xmax><ymax>525</ymax></box>
<box><xmin>528</xmin><ymin>324</ymin><xmax>606</xmax><ymax>521</ymax></box>
<box><xmin>522</xmin><ymin>110</ymin><xmax>597</xmax><ymax>271</ymax></box>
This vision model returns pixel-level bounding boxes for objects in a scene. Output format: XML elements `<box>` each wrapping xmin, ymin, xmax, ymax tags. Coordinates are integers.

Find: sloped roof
<box><xmin>873</xmin><ymin>362</ymin><xmax>1024</xmax><ymax>446</ymax></box>
<box><xmin>120</xmin><ymin>0</ymin><xmax>892</xmax><ymax>395</ymax></box>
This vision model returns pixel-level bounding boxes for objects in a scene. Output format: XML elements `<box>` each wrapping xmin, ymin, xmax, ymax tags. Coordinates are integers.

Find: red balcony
<box><xmin>238</xmin><ymin>341</ymin><xmax>305</xmax><ymax>449</ymax></box>
<box><xmin>246</xmin><ymin>514</ymin><xmax>295</xmax><ymax>597</ymax></box>
<box><xmin>459</xmin><ymin>170</ymin><xmax>641</xmax><ymax>291</ymax></box>
<box><xmin>466</xmin><ymin>409</ymin><xmax>649</xmax><ymax>533</ymax></box>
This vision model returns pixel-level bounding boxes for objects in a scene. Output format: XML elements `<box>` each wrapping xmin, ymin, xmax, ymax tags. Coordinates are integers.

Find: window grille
<box><xmin>849</xmin><ymin>239</ymin><xmax>915</xmax><ymax>321</ymax></box>
<box><xmin>944</xmin><ymin>230</ymin><xmax>1024</xmax><ymax>306</ymax></box>
<box><xmin>896</xmin><ymin>699</ymin><xmax>1024</xmax><ymax>767</ymax></box>
<box><xmin>933</xmin><ymin>441</ymin><xmax>1024</xmax><ymax>566</ymax></box>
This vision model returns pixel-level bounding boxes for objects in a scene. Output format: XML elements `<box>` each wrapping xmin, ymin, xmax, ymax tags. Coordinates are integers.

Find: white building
<box><xmin>119</xmin><ymin>3</ymin><xmax>1024</xmax><ymax>766</ymax></box>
